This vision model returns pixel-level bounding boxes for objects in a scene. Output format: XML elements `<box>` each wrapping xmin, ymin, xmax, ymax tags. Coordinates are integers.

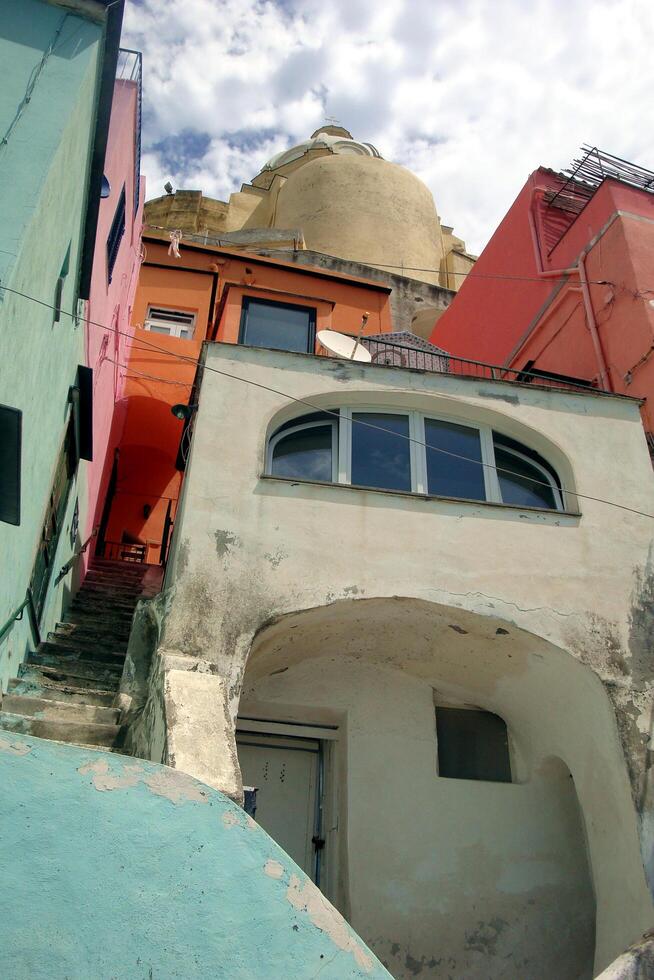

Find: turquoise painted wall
<box><xmin>0</xmin><ymin>733</ymin><xmax>390</xmax><ymax>980</ymax></box>
<box><xmin>0</xmin><ymin>1</ymin><xmax>103</xmax><ymax>690</ymax></box>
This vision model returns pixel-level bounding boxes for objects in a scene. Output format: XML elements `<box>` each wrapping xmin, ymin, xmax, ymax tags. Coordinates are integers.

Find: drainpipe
<box><xmin>526</xmin><ymin>182</ymin><xmax>613</xmax><ymax>391</ymax></box>
<box><xmin>578</xmin><ymin>246</ymin><xmax>612</xmax><ymax>391</ymax></box>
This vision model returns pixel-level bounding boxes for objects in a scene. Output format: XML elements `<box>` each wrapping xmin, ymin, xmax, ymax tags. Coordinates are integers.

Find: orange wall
<box><xmin>105</xmin><ymin>239</ymin><xmax>393</xmax><ymax>561</ymax></box>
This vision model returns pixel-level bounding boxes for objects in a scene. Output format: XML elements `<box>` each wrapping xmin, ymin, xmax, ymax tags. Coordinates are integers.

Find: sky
<box><xmin>123</xmin><ymin>0</ymin><xmax>654</xmax><ymax>255</ymax></box>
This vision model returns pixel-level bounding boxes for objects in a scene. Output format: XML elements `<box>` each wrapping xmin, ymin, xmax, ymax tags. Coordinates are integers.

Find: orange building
<box><xmin>99</xmin><ymin>232</ymin><xmax>411</xmax><ymax>561</ymax></box>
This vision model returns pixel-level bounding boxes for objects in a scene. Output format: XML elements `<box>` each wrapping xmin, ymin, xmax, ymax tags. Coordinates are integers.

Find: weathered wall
<box><xmin>241</xmin><ymin>630</ymin><xmax>597</xmax><ymax>979</ymax></box>
<box><xmin>0</xmin><ymin>2</ymin><xmax>101</xmax><ymax>690</ymax></box>
<box><xmin>145</xmin><ymin>343</ymin><xmax>654</xmax><ymax>973</ymax></box>
<box><xmin>0</xmin><ymin>731</ymin><xmax>389</xmax><ymax>979</ymax></box>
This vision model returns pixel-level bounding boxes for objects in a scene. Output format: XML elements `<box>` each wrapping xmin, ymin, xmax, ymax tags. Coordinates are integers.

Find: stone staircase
<box><xmin>0</xmin><ymin>558</ymin><xmax>155</xmax><ymax>752</ymax></box>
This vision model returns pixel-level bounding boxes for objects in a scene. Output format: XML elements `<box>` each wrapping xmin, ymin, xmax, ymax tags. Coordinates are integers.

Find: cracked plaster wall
<box><xmin>143</xmin><ymin>343</ymin><xmax>654</xmax><ymax>973</ymax></box>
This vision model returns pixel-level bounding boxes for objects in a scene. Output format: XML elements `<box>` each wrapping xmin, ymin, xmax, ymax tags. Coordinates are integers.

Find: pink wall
<box><xmin>84</xmin><ymin>77</ymin><xmax>144</xmax><ymax>566</ymax></box>
<box><xmin>430</xmin><ymin>170</ymin><xmax>654</xmax><ymax>433</ymax></box>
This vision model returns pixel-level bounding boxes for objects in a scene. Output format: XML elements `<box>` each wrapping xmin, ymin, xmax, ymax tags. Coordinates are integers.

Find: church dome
<box><xmin>262</xmin><ymin>125</ymin><xmax>382</xmax><ymax>173</ymax></box>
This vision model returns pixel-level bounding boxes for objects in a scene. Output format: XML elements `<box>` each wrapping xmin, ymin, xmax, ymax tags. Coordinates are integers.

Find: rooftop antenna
<box><xmin>317</xmin><ymin>312</ymin><xmax>371</xmax><ymax>362</ymax></box>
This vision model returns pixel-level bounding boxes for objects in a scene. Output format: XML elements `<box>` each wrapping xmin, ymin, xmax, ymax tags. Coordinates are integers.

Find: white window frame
<box><xmin>492</xmin><ymin>439</ymin><xmax>564</xmax><ymax>511</ymax></box>
<box><xmin>267</xmin><ymin>419</ymin><xmax>339</xmax><ymax>483</ymax></box>
<box><xmin>144</xmin><ymin>305</ymin><xmax>196</xmax><ymax>339</ymax></box>
<box><xmin>267</xmin><ymin>408</ymin><xmax>565</xmax><ymax>511</ymax></box>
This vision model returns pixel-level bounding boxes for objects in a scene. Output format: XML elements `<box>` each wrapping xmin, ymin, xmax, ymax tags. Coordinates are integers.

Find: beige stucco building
<box><xmin>119</xmin><ymin>341</ymin><xmax>654</xmax><ymax>979</ymax></box>
<box><xmin>144</xmin><ymin>125</ymin><xmax>475</xmax><ymax>329</ymax></box>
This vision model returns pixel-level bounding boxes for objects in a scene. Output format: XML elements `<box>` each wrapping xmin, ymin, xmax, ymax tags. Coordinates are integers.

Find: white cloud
<box><xmin>124</xmin><ymin>0</ymin><xmax>654</xmax><ymax>254</ymax></box>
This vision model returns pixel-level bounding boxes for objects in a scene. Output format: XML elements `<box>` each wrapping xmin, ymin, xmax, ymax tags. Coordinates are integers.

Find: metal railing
<box><xmin>102</xmin><ymin>542</ymin><xmax>147</xmax><ymax>563</ymax></box>
<box><xmin>0</xmin><ymin>588</ymin><xmax>41</xmax><ymax>649</ymax></box>
<box><xmin>359</xmin><ymin>337</ymin><xmax>601</xmax><ymax>395</ymax></box>
<box><xmin>57</xmin><ymin>529</ymin><xmax>97</xmax><ymax>582</ymax></box>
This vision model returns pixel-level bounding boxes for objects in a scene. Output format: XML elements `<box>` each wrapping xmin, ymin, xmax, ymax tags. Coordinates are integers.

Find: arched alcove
<box><xmin>237</xmin><ymin>597</ymin><xmax>649</xmax><ymax>978</ymax></box>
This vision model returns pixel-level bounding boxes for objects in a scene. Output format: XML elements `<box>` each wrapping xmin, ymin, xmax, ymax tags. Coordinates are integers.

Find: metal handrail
<box><xmin>359</xmin><ymin>337</ymin><xmax>602</xmax><ymax>395</ymax></box>
<box><xmin>0</xmin><ymin>588</ymin><xmax>40</xmax><ymax>649</ymax></box>
<box><xmin>58</xmin><ymin>528</ymin><xmax>97</xmax><ymax>580</ymax></box>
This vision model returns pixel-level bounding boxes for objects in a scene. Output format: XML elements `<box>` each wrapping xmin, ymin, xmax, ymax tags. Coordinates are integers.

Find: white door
<box><xmin>237</xmin><ymin>732</ymin><xmax>320</xmax><ymax>879</ymax></box>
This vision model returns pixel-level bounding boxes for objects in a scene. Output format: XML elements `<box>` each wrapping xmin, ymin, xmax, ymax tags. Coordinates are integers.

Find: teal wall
<box><xmin>0</xmin><ymin>733</ymin><xmax>390</xmax><ymax>979</ymax></box>
<box><xmin>0</xmin><ymin>1</ymin><xmax>103</xmax><ymax>689</ymax></box>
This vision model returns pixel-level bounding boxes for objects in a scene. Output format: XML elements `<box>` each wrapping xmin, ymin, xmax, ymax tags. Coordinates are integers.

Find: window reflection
<box><xmin>351</xmin><ymin>413</ymin><xmax>411</xmax><ymax>492</ymax></box>
<box><xmin>425</xmin><ymin>419</ymin><xmax>486</xmax><ymax>500</ymax></box>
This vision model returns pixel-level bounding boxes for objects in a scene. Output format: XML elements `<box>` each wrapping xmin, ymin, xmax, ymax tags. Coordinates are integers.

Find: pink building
<box><xmin>84</xmin><ymin>49</ymin><xmax>144</xmax><ymax>569</ymax></box>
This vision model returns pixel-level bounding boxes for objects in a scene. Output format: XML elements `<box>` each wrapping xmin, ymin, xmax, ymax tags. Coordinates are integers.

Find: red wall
<box><xmin>431</xmin><ymin>171</ymin><xmax>654</xmax><ymax>433</ymax></box>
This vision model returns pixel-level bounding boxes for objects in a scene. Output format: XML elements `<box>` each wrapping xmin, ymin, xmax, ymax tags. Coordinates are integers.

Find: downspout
<box><xmin>527</xmin><ymin>182</ymin><xmax>613</xmax><ymax>391</ymax></box>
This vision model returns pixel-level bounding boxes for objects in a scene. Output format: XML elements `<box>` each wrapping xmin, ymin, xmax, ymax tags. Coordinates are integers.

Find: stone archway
<box><xmin>237</xmin><ymin>597</ymin><xmax>652</xmax><ymax>978</ymax></box>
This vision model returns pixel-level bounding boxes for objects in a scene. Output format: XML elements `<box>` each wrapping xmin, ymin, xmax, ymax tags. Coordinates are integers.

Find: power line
<box><xmin>141</xmin><ymin>224</ymin><xmax>611</xmax><ymax>286</ymax></box>
<box><xmin>3</xmin><ymin>281</ymin><xmax>654</xmax><ymax>521</ymax></box>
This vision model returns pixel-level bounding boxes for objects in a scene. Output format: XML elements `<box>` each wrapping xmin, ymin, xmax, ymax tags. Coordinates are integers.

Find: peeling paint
<box><xmin>0</xmin><ymin>735</ymin><xmax>31</xmax><ymax>756</ymax></box>
<box><xmin>265</xmin><ymin>549</ymin><xmax>287</xmax><ymax>569</ymax></box>
<box><xmin>264</xmin><ymin>859</ymin><xmax>285</xmax><ymax>879</ymax></box>
<box><xmin>286</xmin><ymin>873</ymin><xmax>374</xmax><ymax>972</ymax></box>
<box><xmin>78</xmin><ymin>757</ymin><xmax>209</xmax><ymax>805</ymax></box>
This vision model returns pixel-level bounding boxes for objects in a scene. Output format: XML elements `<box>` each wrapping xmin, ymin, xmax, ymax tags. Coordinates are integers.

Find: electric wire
<box><xmin>3</xmin><ymin>281</ymin><xmax>654</xmax><ymax>521</ymax></box>
<box><xmin>142</xmin><ymin>224</ymin><xmax>612</xmax><ymax>285</ymax></box>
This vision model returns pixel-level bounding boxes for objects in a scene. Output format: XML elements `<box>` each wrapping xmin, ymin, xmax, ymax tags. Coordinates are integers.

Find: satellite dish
<box><xmin>317</xmin><ymin>329</ymin><xmax>372</xmax><ymax>362</ymax></box>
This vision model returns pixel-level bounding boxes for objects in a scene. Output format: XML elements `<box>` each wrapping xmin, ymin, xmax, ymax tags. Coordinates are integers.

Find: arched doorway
<box><xmin>236</xmin><ymin>598</ymin><xmax>647</xmax><ymax>978</ymax></box>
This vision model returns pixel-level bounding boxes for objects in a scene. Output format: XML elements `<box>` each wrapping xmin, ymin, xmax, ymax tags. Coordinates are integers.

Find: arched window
<box><xmin>266</xmin><ymin>410</ymin><xmax>565</xmax><ymax>511</ymax></box>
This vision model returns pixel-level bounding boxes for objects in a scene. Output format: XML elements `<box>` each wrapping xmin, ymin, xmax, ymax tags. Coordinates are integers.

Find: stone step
<box><xmin>21</xmin><ymin>659</ymin><xmax>121</xmax><ymax>690</ymax></box>
<box><xmin>70</xmin><ymin>589</ymin><xmax>136</xmax><ymax>613</ymax></box>
<box><xmin>52</xmin><ymin>623</ymin><xmax>131</xmax><ymax>644</ymax></box>
<box><xmin>1</xmin><ymin>694</ymin><xmax>119</xmax><ymax>725</ymax></box>
<box><xmin>8</xmin><ymin>677</ymin><xmax>115</xmax><ymax>707</ymax></box>
<box><xmin>79</xmin><ymin>580</ymin><xmax>144</xmax><ymax>598</ymax></box>
<box><xmin>47</xmin><ymin>631</ymin><xmax>130</xmax><ymax>654</ymax></box>
<box><xmin>60</xmin><ymin>609</ymin><xmax>135</xmax><ymax>628</ymax></box>
<box><xmin>37</xmin><ymin>641</ymin><xmax>125</xmax><ymax>666</ymax></box>
<box><xmin>0</xmin><ymin>710</ymin><xmax>124</xmax><ymax>748</ymax></box>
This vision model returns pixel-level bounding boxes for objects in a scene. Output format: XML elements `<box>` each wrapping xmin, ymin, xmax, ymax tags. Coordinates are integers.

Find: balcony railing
<box><xmin>359</xmin><ymin>337</ymin><xmax>602</xmax><ymax>395</ymax></box>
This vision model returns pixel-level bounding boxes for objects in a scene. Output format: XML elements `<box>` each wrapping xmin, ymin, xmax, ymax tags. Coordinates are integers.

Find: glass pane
<box><xmin>147</xmin><ymin>324</ymin><xmax>170</xmax><ymax>334</ymax></box>
<box><xmin>272</xmin><ymin>425</ymin><xmax>333</xmax><ymax>481</ymax></box>
<box><xmin>494</xmin><ymin>445</ymin><xmax>557</xmax><ymax>509</ymax></box>
<box><xmin>243</xmin><ymin>300</ymin><xmax>312</xmax><ymax>353</ymax></box>
<box><xmin>425</xmin><ymin>419</ymin><xmax>485</xmax><ymax>500</ymax></box>
<box><xmin>351</xmin><ymin>413</ymin><xmax>411</xmax><ymax>491</ymax></box>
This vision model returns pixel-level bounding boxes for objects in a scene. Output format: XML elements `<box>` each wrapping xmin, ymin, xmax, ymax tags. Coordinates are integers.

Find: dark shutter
<box><xmin>0</xmin><ymin>404</ymin><xmax>22</xmax><ymax>525</ymax></box>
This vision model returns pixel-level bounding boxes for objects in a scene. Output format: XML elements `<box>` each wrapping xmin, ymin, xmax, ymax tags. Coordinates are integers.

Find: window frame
<box><xmin>266</xmin><ymin>408</ymin><xmax>567</xmax><ymax>512</ymax></box>
<box><xmin>144</xmin><ymin>305</ymin><xmax>197</xmax><ymax>340</ymax></box>
<box><xmin>239</xmin><ymin>296</ymin><xmax>317</xmax><ymax>354</ymax></box>
<box><xmin>267</xmin><ymin>418</ymin><xmax>339</xmax><ymax>483</ymax></box>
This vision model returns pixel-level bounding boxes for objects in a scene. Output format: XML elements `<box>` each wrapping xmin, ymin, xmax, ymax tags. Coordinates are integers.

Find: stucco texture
<box><xmin>151</xmin><ymin>344</ymin><xmax>654</xmax><ymax>975</ymax></box>
<box><xmin>0</xmin><ymin>731</ymin><xmax>389</xmax><ymax>980</ymax></box>
<box><xmin>0</xmin><ymin>1</ymin><xmax>102</xmax><ymax>690</ymax></box>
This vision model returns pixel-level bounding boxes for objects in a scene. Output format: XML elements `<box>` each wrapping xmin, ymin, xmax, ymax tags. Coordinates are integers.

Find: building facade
<box><xmin>430</xmin><ymin>148</ymin><xmax>654</xmax><ymax>442</ymax></box>
<box><xmin>0</xmin><ymin>0</ymin><xmax>126</xmax><ymax>691</ymax></box>
<box><xmin>117</xmin><ymin>339</ymin><xmax>654</xmax><ymax>978</ymax></box>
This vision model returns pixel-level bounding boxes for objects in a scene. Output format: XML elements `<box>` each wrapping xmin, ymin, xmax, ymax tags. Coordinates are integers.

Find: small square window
<box><xmin>144</xmin><ymin>306</ymin><xmax>196</xmax><ymax>339</ymax></box>
<box><xmin>239</xmin><ymin>297</ymin><xmax>316</xmax><ymax>353</ymax></box>
<box><xmin>436</xmin><ymin>707</ymin><xmax>511</xmax><ymax>782</ymax></box>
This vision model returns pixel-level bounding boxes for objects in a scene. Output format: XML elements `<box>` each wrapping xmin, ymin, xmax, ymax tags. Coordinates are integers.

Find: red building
<box><xmin>431</xmin><ymin>147</ymin><xmax>654</xmax><ymax>442</ymax></box>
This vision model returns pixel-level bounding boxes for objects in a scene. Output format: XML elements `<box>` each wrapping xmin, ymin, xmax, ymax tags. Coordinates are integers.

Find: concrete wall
<box><xmin>131</xmin><ymin>343</ymin><xmax>654</xmax><ymax>975</ymax></box>
<box><xmin>0</xmin><ymin>731</ymin><xmax>389</xmax><ymax>979</ymax></box>
<box><xmin>0</xmin><ymin>1</ymin><xmax>102</xmax><ymax>690</ymax></box>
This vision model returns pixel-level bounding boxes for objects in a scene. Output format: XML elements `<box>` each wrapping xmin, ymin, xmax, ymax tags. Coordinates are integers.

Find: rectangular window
<box><xmin>144</xmin><ymin>306</ymin><xmax>196</xmax><ymax>339</ymax></box>
<box><xmin>107</xmin><ymin>186</ymin><xmax>126</xmax><ymax>283</ymax></box>
<box><xmin>0</xmin><ymin>404</ymin><xmax>22</xmax><ymax>526</ymax></box>
<box><xmin>424</xmin><ymin>418</ymin><xmax>486</xmax><ymax>501</ymax></box>
<box><xmin>436</xmin><ymin>707</ymin><xmax>511</xmax><ymax>782</ymax></box>
<box><xmin>351</xmin><ymin>412</ymin><xmax>411</xmax><ymax>492</ymax></box>
<box><xmin>239</xmin><ymin>297</ymin><xmax>316</xmax><ymax>353</ymax></box>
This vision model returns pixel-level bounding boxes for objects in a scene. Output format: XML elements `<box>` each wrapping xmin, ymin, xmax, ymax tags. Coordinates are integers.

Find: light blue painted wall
<box><xmin>0</xmin><ymin>733</ymin><xmax>391</xmax><ymax>980</ymax></box>
<box><xmin>0</xmin><ymin>1</ymin><xmax>103</xmax><ymax>690</ymax></box>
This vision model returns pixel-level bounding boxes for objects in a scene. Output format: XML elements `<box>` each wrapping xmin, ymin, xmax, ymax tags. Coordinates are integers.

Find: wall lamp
<box><xmin>171</xmin><ymin>403</ymin><xmax>198</xmax><ymax>421</ymax></box>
